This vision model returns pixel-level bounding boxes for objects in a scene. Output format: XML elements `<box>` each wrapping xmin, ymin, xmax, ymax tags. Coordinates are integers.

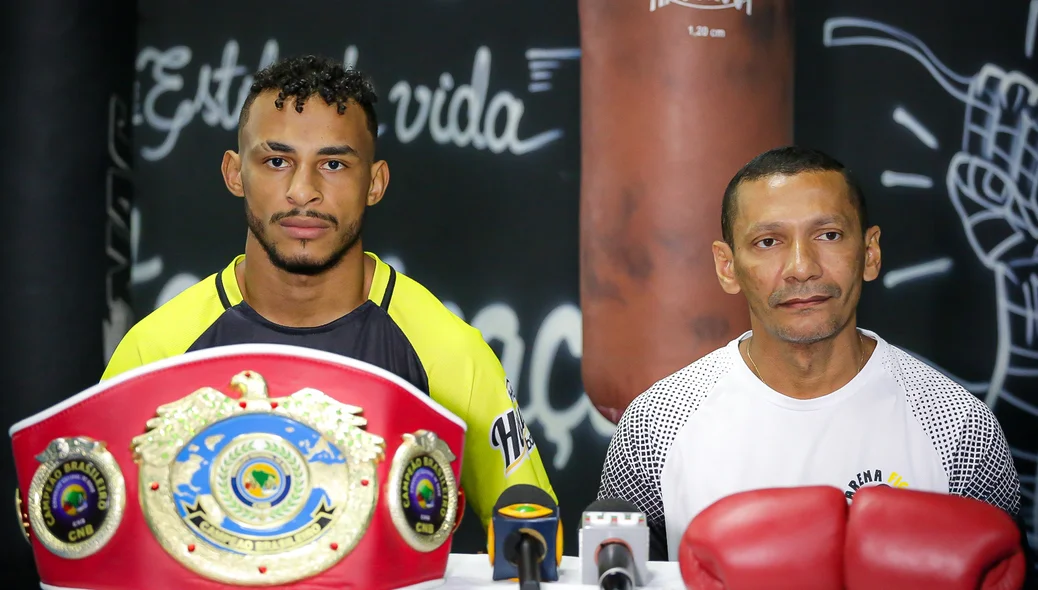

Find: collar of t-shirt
<box><xmin>726</xmin><ymin>329</ymin><xmax>886</xmax><ymax>411</ymax></box>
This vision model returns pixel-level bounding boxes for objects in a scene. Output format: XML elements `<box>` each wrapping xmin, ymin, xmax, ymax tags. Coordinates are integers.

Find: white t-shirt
<box><xmin>597</xmin><ymin>329</ymin><xmax>1021</xmax><ymax>561</ymax></box>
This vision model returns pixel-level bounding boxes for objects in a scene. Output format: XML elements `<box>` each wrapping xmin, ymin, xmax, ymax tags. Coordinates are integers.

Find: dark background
<box><xmin>796</xmin><ymin>0</ymin><xmax>1038</xmax><ymax>548</ymax></box>
<box><xmin>3</xmin><ymin>0</ymin><xmax>1036</xmax><ymax>586</ymax></box>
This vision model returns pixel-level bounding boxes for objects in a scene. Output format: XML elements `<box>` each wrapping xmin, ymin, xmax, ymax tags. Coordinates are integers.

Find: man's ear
<box><xmin>863</xmin><ymin>225</ymin><xmax>882</xmax><ymax>282</ymax></box>
<box><xmin>367</xmin><ymin>159</ymin><xmax>390</xmax><ymax>206</ymax></box>
<box><xmin>222</xmin><ymin>150</ymin><xmax>244</xmax><ymax>197</ymax></box>
<box><xmin>712</xmin><ymin>240</ymin><xmax>742</xmax><ymax>295</ymax></box>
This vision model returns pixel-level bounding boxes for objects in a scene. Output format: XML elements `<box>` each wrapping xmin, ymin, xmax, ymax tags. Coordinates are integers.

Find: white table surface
<box><xmin>38</xmin><ymin>553</ymin><xmax>685</xmax><ymax>590</ymax></box>
<box><xmin>422</xmin><ymin>553</ymin><xmax>686</xmax><ymax>589</ymax></box>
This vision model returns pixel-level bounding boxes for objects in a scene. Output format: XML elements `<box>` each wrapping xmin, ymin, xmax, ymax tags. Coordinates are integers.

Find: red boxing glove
<box><xmin>845</xmin><ymin>486</ymin><xmax>1026</xmax><ymax>590</ymax></box>
<box><xmin>678</xmin><ymin>486</ymin><xmax>847</xmax><ymax>590</ymax></box>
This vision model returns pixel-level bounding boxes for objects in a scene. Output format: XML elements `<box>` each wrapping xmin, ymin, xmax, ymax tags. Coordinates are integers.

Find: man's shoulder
<box><xmin>880</xmin><ymin>340</ymin><xmax>988</xmax><ymax>414</ymax></box>
<box><xmin>599</xmin><ymin>344</ymin><xmax>734</xmax><ymax>522</ymax></box>
<box><xmin>629</xmin><ymin>345</ymin><xmax>735</xmax><ymax>414</ymax></box>
<box><xmin>386</xmin><ymin>266</ymin><xmax>491</xmax><ymax>357</ymax></box>
<box><xmin>381</xmin><ymin>265</ymin><xmax>506</xmax><ymax>403</ymax></box>
<box><xmin>125</xmin><ymin>272</ymin><xmax>225</xmax><ymax>341</ymax></box>
<box><xmin>617</xmin><ymin>345</ymin><xmax>734</xmax><ymax>442</ymax></box>
<box><xmin>878</xmin><ymin>339</ymin><xmax>1020</xmax><ymax>513</ymax></box>
<box><xmin>103</xmin><ymin>271</ymin><xmax>226</xmax><ymax>380</ymax></box>
<box><xmin>879</xmin><ymin>339</ymin><xmax>1002</xmax><ymax>461</ymax></box>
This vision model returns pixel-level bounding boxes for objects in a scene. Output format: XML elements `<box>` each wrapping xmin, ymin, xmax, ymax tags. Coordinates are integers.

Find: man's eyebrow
<box><xmin>810</xmin><ymin>214</ymin><xmax>849</xmax><ymax>227</ymax></box>
<box><xmin>745</xmin><ymin>215</ymin><xmax>850</xmax><ymax>235</ymax></box>
<box><xmin>316</xmin><ymin>144</ymin><xmax>359</xmax><ymax>157</ymax></box>
<box><xmin>745</xmin><ymin>221</ymin><xmax>785</xmax><ymax>234</ymax></box>
<box><xmin>261</xmin><ymin>141</ymin><xmax>295</xmax><ymax>153</ymax></box>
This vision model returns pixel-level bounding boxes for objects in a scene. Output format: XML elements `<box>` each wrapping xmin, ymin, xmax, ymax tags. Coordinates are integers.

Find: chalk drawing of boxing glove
<box><xmin>824</xmin><ymin>15</ymin><xmax>1038</xmax><ymax>543</ymax></box>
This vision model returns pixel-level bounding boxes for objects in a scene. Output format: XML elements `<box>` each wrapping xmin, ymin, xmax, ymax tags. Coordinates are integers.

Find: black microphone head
<box><xmin>584</xmin><ymin>498</ymin><xmax>640</xmax><ymax>514</ymax></box>
<box><xmin>494</xmin><ymin>483</ymin><xmax>558</xmax><ymax>513</ymax></box>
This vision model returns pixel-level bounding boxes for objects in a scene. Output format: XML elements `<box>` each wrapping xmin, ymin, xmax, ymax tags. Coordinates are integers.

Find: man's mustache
<box><xmin>768</xmin><ymin>283</ymin><xmax>842</xmax><ymax>307</ymax></box>
<box><xmin>270</xmin><ymin>209</ymin><xmax>339</xmax><ymax>228</ymax></box>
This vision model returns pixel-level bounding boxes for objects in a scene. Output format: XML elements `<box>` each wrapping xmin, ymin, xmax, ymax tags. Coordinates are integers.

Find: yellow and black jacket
<box><xmin>102</xmin><ymin>252</ymin><xmax>556</xmax><ymax>529</ymax></box>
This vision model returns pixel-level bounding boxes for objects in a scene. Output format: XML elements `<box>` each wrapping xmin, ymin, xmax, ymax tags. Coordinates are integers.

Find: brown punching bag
<box><xmin>579</xmin><ymin>0</ymin><xmax>794</xmax><ymax>423</ymax></box>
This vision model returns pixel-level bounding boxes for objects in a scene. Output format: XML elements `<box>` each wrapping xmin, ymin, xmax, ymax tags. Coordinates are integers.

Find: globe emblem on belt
<box><xmin>197</xmin><ymin>426</ymin><xmax>314</xmax><ymax>530</ymax></box>
<box><xmin>413</xmin><ymin>475</ymin><xmax>438</xmax><ymax>511</ymax></box>
<box><xmin>59</xmin><ymin>484</ymin><xmax>89</xmax><ymax>516</ymax></box>
<box><xmin>237</xmin><ymin>460</ymin><xmax>283</xmax><ymax>504</ymax></box>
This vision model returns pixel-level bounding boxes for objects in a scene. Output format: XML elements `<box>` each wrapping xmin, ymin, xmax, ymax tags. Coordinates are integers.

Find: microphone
<box><xmin>579</xmin><ymin>498</ymin><xmax>650</xmax><ymax>589</ymax></box>
<box><xmin>488</xmin><ymin>483</ymin><xmax>562</xmax><ymax>588</ymax></box>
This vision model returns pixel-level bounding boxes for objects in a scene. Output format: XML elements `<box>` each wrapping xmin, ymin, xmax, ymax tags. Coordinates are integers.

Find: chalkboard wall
<box><xmin>797</xmin><ymin>0</ymin><xmax>1038</xmax><ymax>546</ymax></box>
<box><xmin>129</xmin><ymin>0</ymin><xmax>1038</xmax><ymax>555</ymax></box>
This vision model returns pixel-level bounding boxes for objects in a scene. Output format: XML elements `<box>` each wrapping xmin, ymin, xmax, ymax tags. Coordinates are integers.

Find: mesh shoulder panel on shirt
<box><xmin>885</xmin><ymin>345</ymin><xmax>1021</xmax><ymax>515</ymax></box>
<box><xmin>597</xmin><ymin>347</ymin><xmax>733</xmax><ymax>550</ymax></box>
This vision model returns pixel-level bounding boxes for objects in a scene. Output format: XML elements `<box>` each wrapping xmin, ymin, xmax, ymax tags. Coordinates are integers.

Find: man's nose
<box><xmin>286</xmin><ymin>167</ymin><xmax>322</xmax><ymax>207</ymax></box>
<box><xmin>783</xmin><ymin>238</ymin><xmax>822</xmax><ymax>283</ymax></box>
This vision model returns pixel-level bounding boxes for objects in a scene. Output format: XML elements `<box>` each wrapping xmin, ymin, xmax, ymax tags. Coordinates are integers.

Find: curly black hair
<box><xmin>239</xmin><ymin>54</ymin><xmax>379</xmax><ymax>143</ymax></box>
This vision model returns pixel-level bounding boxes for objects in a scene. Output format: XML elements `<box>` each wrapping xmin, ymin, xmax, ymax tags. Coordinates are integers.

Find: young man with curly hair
<box><xmin>103</xmin><ymin>55</ymin><xmax>556</xmax><ymax>534</ymax></box>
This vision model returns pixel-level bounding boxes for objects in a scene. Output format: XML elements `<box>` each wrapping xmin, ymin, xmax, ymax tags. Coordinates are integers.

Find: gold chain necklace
<box><xmin>746</xmin><ymin>333</ymin><xmax>866</xmax><ymax>388</ymax></box>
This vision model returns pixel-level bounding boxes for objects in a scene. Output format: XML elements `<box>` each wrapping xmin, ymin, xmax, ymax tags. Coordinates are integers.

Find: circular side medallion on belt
<box><xmin>133</xmin><ymin>371</ymin><xmax>385</xmax><ymax>586</ymax></box>
<box><xmin>26</xmin><ymin>437</ymin><xmax>126</xmax><ymax>559</ymax></box>
<box><xmin>388</xmin><ymin>431</ymin><xmax>459</xmax><ymax>552</ymax></box>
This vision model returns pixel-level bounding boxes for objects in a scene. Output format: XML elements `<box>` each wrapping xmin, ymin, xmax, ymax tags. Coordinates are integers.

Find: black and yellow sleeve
<box><xmin>367</xmin><ymin>254</ymin><xmax>557</xmax><ymax>530</ymax></box>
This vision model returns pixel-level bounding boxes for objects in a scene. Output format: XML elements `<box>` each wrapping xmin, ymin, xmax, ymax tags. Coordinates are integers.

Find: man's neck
<box><xmin>742</xmin><ymin>322</ymin><xmax>874</xmax><ymax>400</ymax></box>
<box><xmin>236</xmin><ymin>239</ymin><xmax>374</xmax><ymax>328</ymax></box>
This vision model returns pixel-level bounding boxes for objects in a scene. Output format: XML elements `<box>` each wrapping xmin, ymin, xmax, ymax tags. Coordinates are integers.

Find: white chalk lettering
<box><xmin>135</xmin><ymin>41</ymin><xmax>564</xmax><ymax>160</ymax></box>
<box><xmin>135</xmin><ymin>39</ymin><xmax>287</xmax><ymax>161</ymax></box>
<box><xmin>388</xmin><ymin>46</ymin><xmax>561</xmax><ymax>154</ymax></box>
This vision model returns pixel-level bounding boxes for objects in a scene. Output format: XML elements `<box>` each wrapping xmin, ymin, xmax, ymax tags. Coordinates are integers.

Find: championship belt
<box><xmin>10</xmin><ymin>344</ymin><xmax>467</xmax><ymax>589</ymax></box>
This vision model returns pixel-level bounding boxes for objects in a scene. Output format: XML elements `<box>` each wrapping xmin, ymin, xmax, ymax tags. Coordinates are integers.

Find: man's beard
<box><xmin>245</xmin><ymin>201</ymin><xmax>365</xmax><ymax>276</ymax></box>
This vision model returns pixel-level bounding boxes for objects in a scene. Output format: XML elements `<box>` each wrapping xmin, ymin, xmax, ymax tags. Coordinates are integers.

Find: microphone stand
<box><xmin>516</xmin><ymin>536</ymin><xmax>542</xmax><ymax>590</ymax></box>
<box><xmin>597</xmin><ymin>543</ymin><xmax>635</xmax><ymax>590</ymax></box>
